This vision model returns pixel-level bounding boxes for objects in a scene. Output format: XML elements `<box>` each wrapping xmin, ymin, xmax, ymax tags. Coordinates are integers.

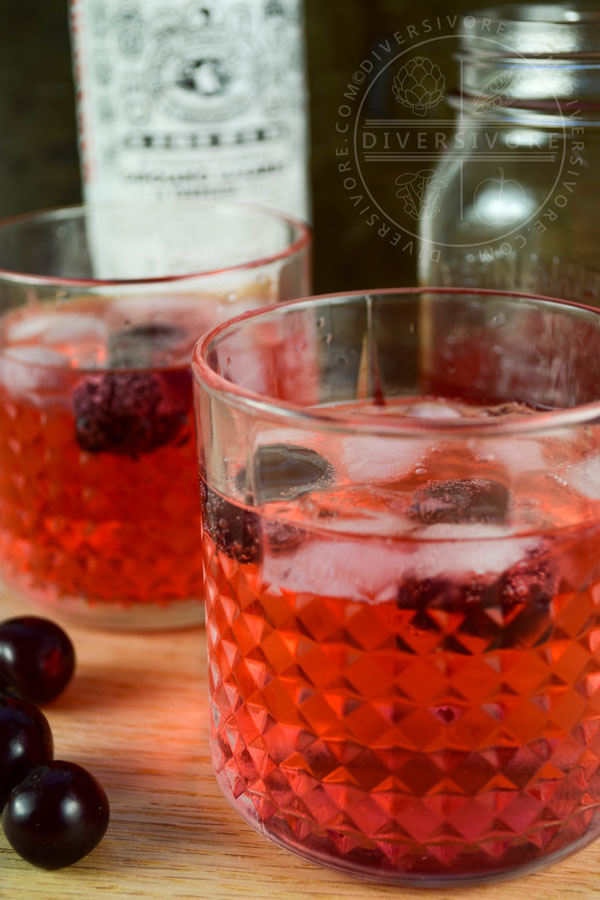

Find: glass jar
<box><xmin>420</xmin><ymin>3</ymin><xmax>600</xmax><ymax>302</ymax></box>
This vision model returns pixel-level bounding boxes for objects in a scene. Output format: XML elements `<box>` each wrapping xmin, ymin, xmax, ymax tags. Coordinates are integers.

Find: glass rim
<box><xmin>465</xmin><ymin>2</ymin><xmax>600</xmax><ymax>26</ymax></box>
<box><xmin>192</xmin><ymin>286</ymin><xmax>600</xmax><ymax>439</ymax></box>
<box><xmin>0</xmin><ymin>201</ymin><xmax>312</xmax><ymax>288</ymax></box>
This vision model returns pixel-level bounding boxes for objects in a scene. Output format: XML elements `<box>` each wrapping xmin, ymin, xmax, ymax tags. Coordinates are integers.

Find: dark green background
<box><xmin>0</xmin><ymin>0</ymin><xmax>478</xmax><ymax>292</ymax></box>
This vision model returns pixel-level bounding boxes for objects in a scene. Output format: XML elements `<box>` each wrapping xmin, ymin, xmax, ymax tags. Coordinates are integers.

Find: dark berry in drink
<box><xmin>73</xmin><ymin>369</ymin><xmax>191</xmax><ymax>456</ymax></box>
<box><xmin>0</xmin><ymin>697</ymin><xmax>53</xmax><ymax>810</ymax></box>
<box><xmin>409</xmin><ymin>478</ymin><xmax>509</xmax><ymax>525</ymax></box>
<box><xmin>203</xmin><ymin>445</ymin><xmax>335</xmax><ymax>563</ymax></box>
<box><xmin>264</xmin><ymin>519</ymin><xmax>304</xmax><ymax>555</ymax></box>
<box><xmin>251</xmin><ymin>444</ymin><xmax>335</xmax><ymax>503</ymax></box>
<box><xmin>2</xmin><ymin>761</ymin><xmax>110</xmax><ymax>869</ymax></box>
<box><xmin>0</xmin><ymin>616</ymin><xmax>75</xmax><ymax>705</ymax></box>
<box><xmin>492</xmin><ymin>555</ymin><xmax>555</xmax><ymax>647</ymax></box>
<box><xmin>395</xmin><ymin>553</ymin><xmax>555</xmax><ymax>648</ymax></box>
<box><xmin>201</xmin><ymin>481</ymin><xmax>261</xmax><ymax>564</ymax></box>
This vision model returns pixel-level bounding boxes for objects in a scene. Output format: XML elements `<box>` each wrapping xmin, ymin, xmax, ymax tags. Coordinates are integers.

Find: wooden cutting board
<box><xmin>0</xmin><ymin>589</ymin><xmax>598</xmax><ymax>900</ymax></box>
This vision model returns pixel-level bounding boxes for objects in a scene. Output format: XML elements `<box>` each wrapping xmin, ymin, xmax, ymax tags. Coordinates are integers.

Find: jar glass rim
<box><xmin>466</xmin><ymin>3</ymin><xmax>600</xmax><ymax>25</ymax></box>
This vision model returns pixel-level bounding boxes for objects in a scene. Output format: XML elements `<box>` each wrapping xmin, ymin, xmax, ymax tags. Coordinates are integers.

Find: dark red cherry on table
<box><xmin>2</xmin><ymin>761</ymin><xmax>110</xmax><ymax>869</ymax></box>
<box><xmin>0</xmin><ymin>697</ymin><xmax>53</xmax><ymax>810</ymax></box>
<box><xmin>0</xmin><ymin>616</ymin><xmax>75</xmax><ymax>705</ymax></box>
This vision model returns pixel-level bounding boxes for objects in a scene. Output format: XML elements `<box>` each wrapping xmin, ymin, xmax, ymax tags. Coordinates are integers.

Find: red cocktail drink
<box><xmin>0</xmin><ymin>295</ymin><xmax>206</xmax><ymax>623</ymax></box>
<box><xmin>194</xmin><ymin>289</ymin><xmax>600</xmax><ymax>884</ymax></box>
<box><xmin>0</xmin><ymin>203</ymin><xmax>310</xmax><ymax>629</ymax></box>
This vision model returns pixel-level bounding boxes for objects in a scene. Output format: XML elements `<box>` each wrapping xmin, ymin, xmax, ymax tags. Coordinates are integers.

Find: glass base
<box><xmin>0</xmin><ymin>576</ymin><xmax>204</xmax><ymax>631</ymax></box>
<box><xmin>33</xmin><ymin>596</ymin><xmax>205</xmax><ymax>632</ymax></box>
<box><xmin>217</xmin><ymin>773</ymin><xmax>600</xmax><ymax>887</ymax></box>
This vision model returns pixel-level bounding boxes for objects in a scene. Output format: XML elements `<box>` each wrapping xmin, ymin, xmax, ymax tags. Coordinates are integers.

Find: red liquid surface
<box><xmin>203</xmin><ymin>402</ymin><xmax>600</xmax><ymax>883</ymax></box>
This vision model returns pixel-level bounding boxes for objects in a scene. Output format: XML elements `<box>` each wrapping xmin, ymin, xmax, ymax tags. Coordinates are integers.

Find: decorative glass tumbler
<box><xmin>194</xmin><ymin>288</ymin><xmax>600</xmax><ymax>885</ymax></box>
<box><xmin>0</xmin><ymin>202</ymin><xmax>311</xmax><ymax>630</ymax></box>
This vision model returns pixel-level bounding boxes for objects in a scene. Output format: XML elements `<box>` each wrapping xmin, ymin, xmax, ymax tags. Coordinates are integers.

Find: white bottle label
<box><xmin>70</xmin><ymin>0</ymin><xmax>310</xmax><ymax>222</ymax></box>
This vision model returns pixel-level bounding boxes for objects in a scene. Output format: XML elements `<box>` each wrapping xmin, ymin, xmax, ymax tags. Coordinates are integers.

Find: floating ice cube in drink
<box><xmin>0</xmin><ymin>345</ymin><xmax>70</xmax><ymax>398</ymax></box>
<box><xmin>3</xmin><ymin>309</ymin><xmax>108</xmax><ymax>368</ymax></box>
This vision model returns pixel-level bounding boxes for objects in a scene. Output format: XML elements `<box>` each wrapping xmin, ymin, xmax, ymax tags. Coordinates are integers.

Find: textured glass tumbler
<box><xmin>194</xmin><ymin>288</ymin><xmax>600</xmax><ymax>885</ymax></box>
<box><xmin>0</xmin><ymin>201</ymin><xmax>311</xmax><ymax>630</ymax></box>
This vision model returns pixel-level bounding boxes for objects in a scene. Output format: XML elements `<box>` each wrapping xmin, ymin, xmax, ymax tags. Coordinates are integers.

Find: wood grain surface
<box><xmin>0</xmin><ymin>589</ymin><xmax>599</xmax><ymax>900</ymax></box>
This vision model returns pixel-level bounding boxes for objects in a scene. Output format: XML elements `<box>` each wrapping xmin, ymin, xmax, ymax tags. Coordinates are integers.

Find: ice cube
<box><xmin>0</xmin><ymin>346</ymin><xmax>69</xmax><ymax>396</ymax></box>
<box><xmin>341</xmin><ymin>435</ymin><xmax>432</xmax><ymax>483</ymax></box>
<box><xmin>4</xmin><ymin>346</ymin><xmax>68</xmax><ymax>366</ymax></box>
<box><xmin>409</xmin><ymin>478</ymin><xmax>509</xmax><ymax>525</ymax></box>
<box><xmin>480</xmin><ymin>437</ymin><xmax>548</xmax><ymax>474</ymax></box>
<box><xmin>405</xmin><ymin>401</ymin><xmax>463</xmax><ymax>419</ymax></box>
<box><xmin>261</xmin><ymin>523</ymin><xmax>539</xmax><ymax>601</ymax></box>
<box><xmin>38</xmin><ymin>313</ymin><xmax>107</xmax><ymax>346</ymax></box>
<box><xmin>6</xmin><ymin>311</ymin><xmax>107</xmax><ymax>346</ymax></box>
<box><xmin>563</xmin><ymin>455</ymin><xmax>600</xmax><ymax>500</ymax></box>
<box><xmin>5</xmin><ymin>311</ymin><xmax>63</xmax><ymax>343</ymax></box>
<box><xmin>234</xmin><ymin>433</ymin><xmax>337</xmax><ymax>504</ymax></box>
<box><xmin>251</xmin><ymin>444</ymin><xmax>335</xmax><ymax>503</ymax></box>
<box><xmin>262</xmin><ymin>538</ymin><xmax>413</xmax><ymax>601</ymax></box>
<box><xmin>411</xmin><ymin>524</ymin><xmax>540</xmax><ymax>579</ymax></box>
<box><xmin>254</xmin><ymin>431</ymin><xmax>430</xmax><ymax>489</ymax></box>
